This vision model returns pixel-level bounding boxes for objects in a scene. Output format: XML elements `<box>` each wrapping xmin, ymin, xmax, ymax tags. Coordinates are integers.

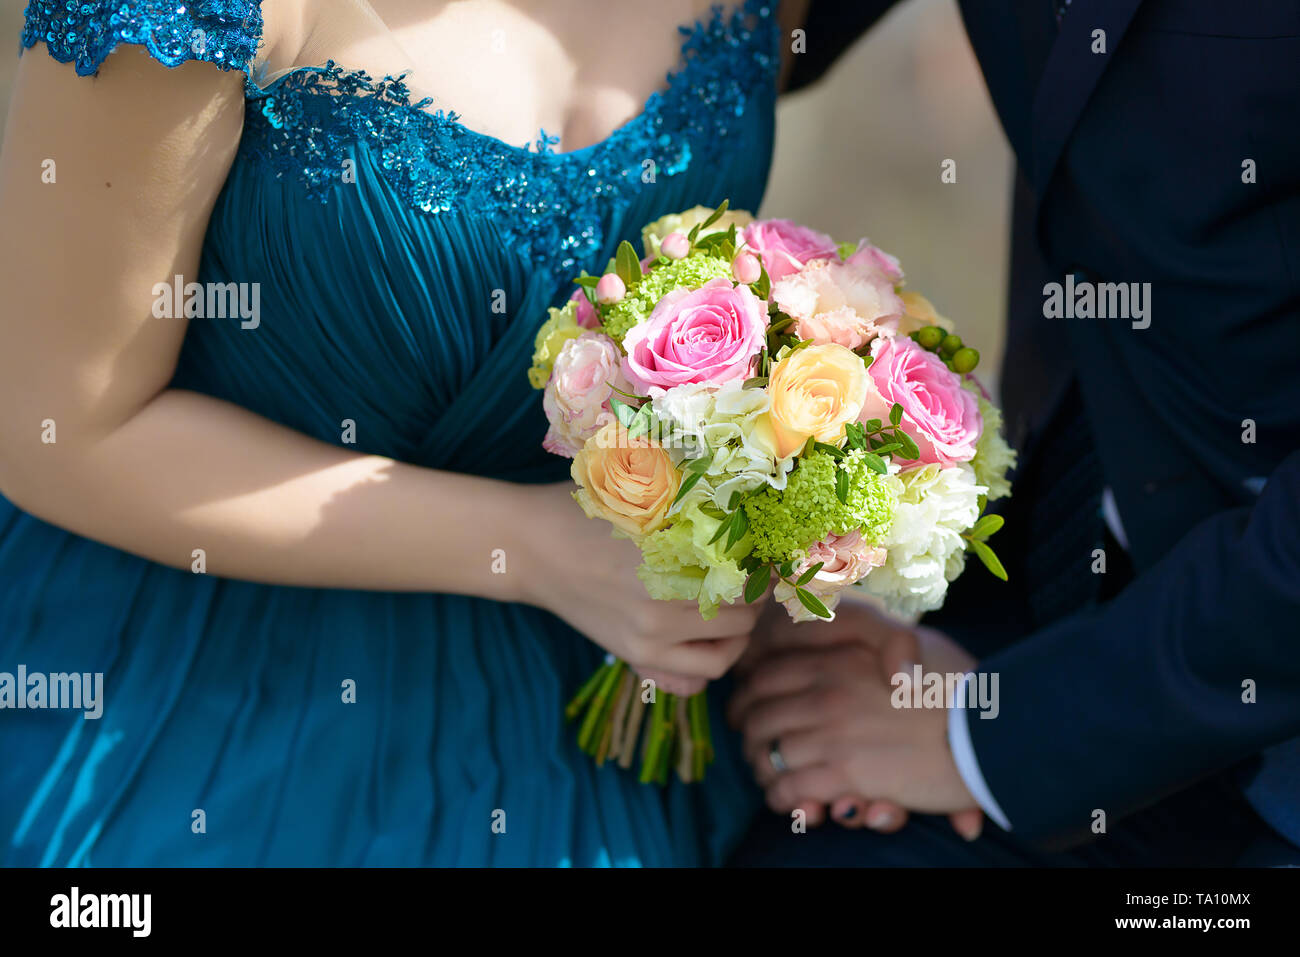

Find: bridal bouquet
<box><xmin>529</xmin><ymin>202</ymin><xmax>1016</xmax><ymax>783</ymax></box>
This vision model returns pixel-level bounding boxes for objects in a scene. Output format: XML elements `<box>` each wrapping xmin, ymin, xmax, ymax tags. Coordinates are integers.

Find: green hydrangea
<box><xmin>743</xmin><ymin>450</ymin><xmax>896</xmax><ymax>564</ymax></box>
<box><xmin>601</xmin><ymin>252</ymin><xmax>734</xmax><ymax>345</ymax></box>
<box><xmin>528</xmin><ymin>298</ymin><xmax>582</xmax><ymax>389</ymax></box>
<box><xmin>637</xmin><ymin>500</ymin><xmax>748</xmax><ymax>620</ymax></box>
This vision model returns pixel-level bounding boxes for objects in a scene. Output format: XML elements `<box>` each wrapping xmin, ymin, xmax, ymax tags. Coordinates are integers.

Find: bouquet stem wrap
<box><xmin>565</xmin><ymin>657</ymin><xmax>714</xmax><ymax>784</ymax></box>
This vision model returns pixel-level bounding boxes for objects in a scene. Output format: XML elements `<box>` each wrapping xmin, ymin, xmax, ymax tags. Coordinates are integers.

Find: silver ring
<box><xmin>768</xmin><ymin>741</ymin><xmax>788</xmax><ymax>773</ymax></box>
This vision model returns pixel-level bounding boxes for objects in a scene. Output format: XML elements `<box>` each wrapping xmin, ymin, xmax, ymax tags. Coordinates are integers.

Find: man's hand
<box><xmin>729</xmin><ymin>599</ymin><xmax>984</xmax><ymax>839</ymax></box>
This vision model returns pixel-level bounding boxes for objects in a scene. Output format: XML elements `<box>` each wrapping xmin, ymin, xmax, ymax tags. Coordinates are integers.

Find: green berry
<box><xmin>916</xmin><ymin>325</ymin><xmax>944</xmax><ymax>350</ymax></box>
<box><xmin>951</xmin><ymin>347</ymin><xmax>980</xmax><ymax>374</ymax></box>
<box><xmin>939</xmin><ymin>333</ymin><xmax>963</xmax><ymax>357</ymax></box>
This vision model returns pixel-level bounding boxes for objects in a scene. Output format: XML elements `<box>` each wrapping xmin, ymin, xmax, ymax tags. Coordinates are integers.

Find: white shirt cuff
<box><xmin>947</xmin><ymin>671</ymin><xmax>1013</xmax><ymax>832</ymax></box>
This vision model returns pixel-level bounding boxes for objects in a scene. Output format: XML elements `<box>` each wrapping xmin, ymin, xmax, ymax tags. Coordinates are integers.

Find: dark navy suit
<box><xmin>736</xmin><ymin>0</ymin><xmax>1300</xmax><ymax>865</ymax></box>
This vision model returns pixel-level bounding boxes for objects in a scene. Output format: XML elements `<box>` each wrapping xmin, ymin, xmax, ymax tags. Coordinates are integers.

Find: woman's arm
<box><xmin>0</xmin><ymin>45</ymin><xmax>759</xmax><ymax>683</ymax></box>
<box><xmin>0</xmin><ymin>47</ymin><xmax>532</xmax><ymax>601</ymax></box>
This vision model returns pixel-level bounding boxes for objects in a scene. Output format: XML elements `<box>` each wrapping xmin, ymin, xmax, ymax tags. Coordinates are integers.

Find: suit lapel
<box><xmin>1030</xmin><ymin>0</ymin><xmax>1145</xmax><ymax>194</ymax></box>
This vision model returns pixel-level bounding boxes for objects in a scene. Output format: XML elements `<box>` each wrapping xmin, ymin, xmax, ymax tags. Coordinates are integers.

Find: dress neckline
<box><xmin>247</xmin><ymin>0</ymin><xmax>777</xmax><ymax>161</ymax></box>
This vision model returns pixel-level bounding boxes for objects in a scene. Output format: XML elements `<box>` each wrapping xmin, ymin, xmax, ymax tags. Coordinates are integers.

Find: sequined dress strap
<box><xmin>21</xmin><ymin>0</ymin><xmax>263</xmax><ymax>76</ymax></box>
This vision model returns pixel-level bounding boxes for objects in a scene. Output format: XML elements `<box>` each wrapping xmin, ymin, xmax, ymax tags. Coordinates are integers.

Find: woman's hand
<box><xmin>520</xmin><ymin>483</ymin><xmax>762</xmax><ymax>694</ymax></box>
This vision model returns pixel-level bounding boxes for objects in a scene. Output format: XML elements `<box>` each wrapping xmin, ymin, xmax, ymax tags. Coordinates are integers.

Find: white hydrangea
<box><xmin>857</xmin><ymin>462</ymin><xmax>985</xmax><ymax>618</ymax></box>
<box><xmin>964</xmin><ymin>381</ymin><xmax>1017</xmax><ymax>501</ymax></box>
<box><xmin>641</xmin><ymin>205</ymin><xmax>754</xmax><ymax>258</ymax></box>
<box><xmin>651</xmin><ymin>380</ymin><xmax>795</xmax><ymax>510</ymax></box>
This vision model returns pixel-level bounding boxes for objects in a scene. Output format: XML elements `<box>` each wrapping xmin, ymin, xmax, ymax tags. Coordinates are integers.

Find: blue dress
<box><xmin>2</xmin><ymin>0</ymin><xmax>777</xmax><ymax>866</ymax></box>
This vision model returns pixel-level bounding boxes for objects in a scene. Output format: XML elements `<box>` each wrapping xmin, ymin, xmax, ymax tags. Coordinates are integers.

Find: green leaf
<box><xmin>727</xmin><ymin>490</ymin><xmax>743</xmax><ymax>511</ymax></box>
<box><xmin>861</xmin><ymin>451</ymin><xmax>888</xmax><ymax>474</ymax></box>
<box><xmin>625</xmin><ymin>404</ymin><xmax>654</xmax><ymax>439</ymax></box>
<box><xmin>836</xmin><ymin>240</ymin><xmax>858</xmax><ymax>260</ymax></box>
<box><xmin>698</xmin><ymin>503</ymin><xmax>727</xmax><ymax>521</ymax></box>
<box><xmin>695</xmin><ymin>231</ymin><xmax>730</xmax><ymax>250</ymax></box>
<box><xmin>872</xmin><ymin>442</ymin><xmax>902</xmax><ymax>455</ymax></box>
<box><xmin>802</xmin><ymin>435</ymin><xmax>817</xmax><ymax>458</ymax></box>
<box><xmin>889</xmin><ymin>403</ymin><xmax>904</xmax><ymax>427</ymax></box>
<box><xmin>778</xmin><ymin>560</ymin><xmax>795</xmax><ymax>578</ymax></box>
<box><xmin>607</xmin><ymin>383</ymin><xmax>650</xmax><ymax>402</ymax></box>
<box><xmin>672</xmin><ymin>471</ymin><xmax>704</xmax><ymax>506</ymax></box>
<box><xmin>573</xmin><ymin>274</ymin><xmax>600</xmax><ymax>289</ymax></box>
<box><xmin>699</xmin><ymin>198</ymin><xmax>729</xmax><ymax>230</ymax></box>
<box><xmin>610</xmin><ymin>397</ymin><xmax>638</xmax><ymax>429</ymax></box>
<box><xmin>814</xmin><ymin>441</ymin><xmax>845</xmax><ymax>460</ymax></box>
<box><xmin>742</xmin><ymin>376</ymin><xmax>769</xmax><ymax>389</ymax></box>
<box><xmin>615</xmin><ymin>241</ymin><xmax>642</xmax><ymax>288</ymax></box>
<box><xmin>752</xmin><ymin>264</ymin><xmax>771</xmax><ymax>299</ymax></box>
<box><xmin>766</xmin><ymin>314</ymin><xmax>796</xmax><ymax>337</ymax></box>
<box><xmin>862</xmin><ymin>354</ymin><xmax>874</xmax><ymax>371</ymax></box>
<box><xmin>687</xmin><ymin>222</ymin><xmax>701</xmax><ymax>243</ymax></box>
<box><xmin>895</xmin><ymin>430</ymin><xmax>921</xmax><ymax>460</ymax></box>
<box><xmin>743</xmin><ymin>567</ymin><xmax>771</xmax><ymax>604</ymax></box>
<box><xmin>796</xmin><ymin>561</ymin><xmax>825</xmax><ymax>587</ymax></box>
<box><xmin>685</xmin><ymin>453</ymin><xmax>715</xmax><ymax>475</ymax></box>
<box><xmin>968</xmin><ymin>514</ymin><xmax>1005</xmax><ymax>540</ymax></box>
<box><xmin>725</xmin><ymin>507</ymin><xmax>749</xmax><ymax>552</ymax></box>
<box><xmin>707</xmin><ymin>514</ymin><xmax>732</xmax><ymax>546</ymax></box>
<box><xmin>863</xmin><ymin>419</ymin><xmax>883</xmax><ymax>433</ymax></box>
<box><xmin>834</xmin><ymin>467</ymin><xmax>850</xmax><ymax>503</ymax></box>
<box><xmin>970</xmin><ymin>540</ymin><xmax>1008</xmax><ymax>581</ymax></box>
<box><xmin>795</xmin><ymin>588</ymin><xmax>833</xmax><ymax>619</ymax></box>
<box><xmin>843</xmin><ymin>422</ymin><xmax>867</xmax><ymax>451</ymax></box>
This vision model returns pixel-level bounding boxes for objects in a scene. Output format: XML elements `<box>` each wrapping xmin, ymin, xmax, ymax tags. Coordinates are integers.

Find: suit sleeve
<box><xmin>964</xmin><ymin>451</ymin><xmax>1300</xmax><ymax>849</ymax></box>
<box><xmin>784</xmin><ymin>0</ymin><xmax>900</xmax><ymax>93</ymax></box>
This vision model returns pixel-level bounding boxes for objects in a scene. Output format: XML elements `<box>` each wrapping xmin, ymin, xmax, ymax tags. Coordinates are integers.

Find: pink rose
<box><xmin>775</xmin><ymin>530</ymin><xmax>887</xmax><ymax>622</ymax></box>
<box><xmin>860</xmin><ymin>336</ymin><xmax>982</xmax><ymax>466</ymax></box>
<box><xmin>621</xmin><ymin>278</ymin><xmax>768</xmax><ymax>392</ymax></box>
<box><xmin>845</xmin><ymin>242</ymin><xmax>904</xmax><ymax>284</ymax></box>
<box><xmin>542</xmin><ymin>332</ymin><xmax>631</xmax><ymax>457</ymax></box>
<box><xmin>741</xmin><ymin>219</ymin><xmax>840</xmax><ymax>281</ymax></box>
<box><xmin>569</xmin><ymin>288</ymin><xmax>600</xmax><ymax>327</ymax></box>
<box><xmin>772</xmin><ymin>258</ymin><xmax>904</xmax><ymax>351</ymax></box>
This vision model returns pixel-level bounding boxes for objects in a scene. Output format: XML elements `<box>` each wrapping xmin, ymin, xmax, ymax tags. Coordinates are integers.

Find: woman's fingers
<box><xmin>636</xmin><ymin>667</ymin><xmax>707</xmax><ymax>697</ymax></box>
<box><xmin>830</xmin><ymin>795</ymin><xmax>872</xmax><ymax>829</ymax></box>
<box><xmin>861</xmin><ymin>799</ymin><xmax>909</xmax><ymax>833</ymax></box>
<box><xmin>653</xmin><ymin>634</ymin><xmax>750</xmax><ymax>681</ymax></box>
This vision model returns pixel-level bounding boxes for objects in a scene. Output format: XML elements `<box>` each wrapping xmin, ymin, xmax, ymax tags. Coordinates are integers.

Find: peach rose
<box><xmin>775</xmin><ymin>530</ymin><xmax>888</xmax><ymax>622</ymax></box>
<box><xmin>886</xmin><ymin>290</ymin><xmax>956</xmax><ymax>338</ymax></box>
<box><xmin>571</xmin><ymin>420</ymin><xmax>680</xmax><ymax>538</ymax></box>
<box><xmin>753</xmin><ymin>343</ymin><xmax>869</xmax><ymax>459</ymax></box>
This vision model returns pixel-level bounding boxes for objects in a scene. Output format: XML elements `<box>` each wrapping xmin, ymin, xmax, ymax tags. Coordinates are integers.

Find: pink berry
<box><xmin>732</xmin><ymin>251</ymin><xmax>761</xmax><ymax>285</ymax></box>
<box><xmin>595</xmin><ymin>273</ymin><xmax>627</xmax><ymax>305</ymax></box>
<box><xmin>661</xmin><ymin>231</ymin><xmax>690</xmax><ymax>260</ymax></box>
